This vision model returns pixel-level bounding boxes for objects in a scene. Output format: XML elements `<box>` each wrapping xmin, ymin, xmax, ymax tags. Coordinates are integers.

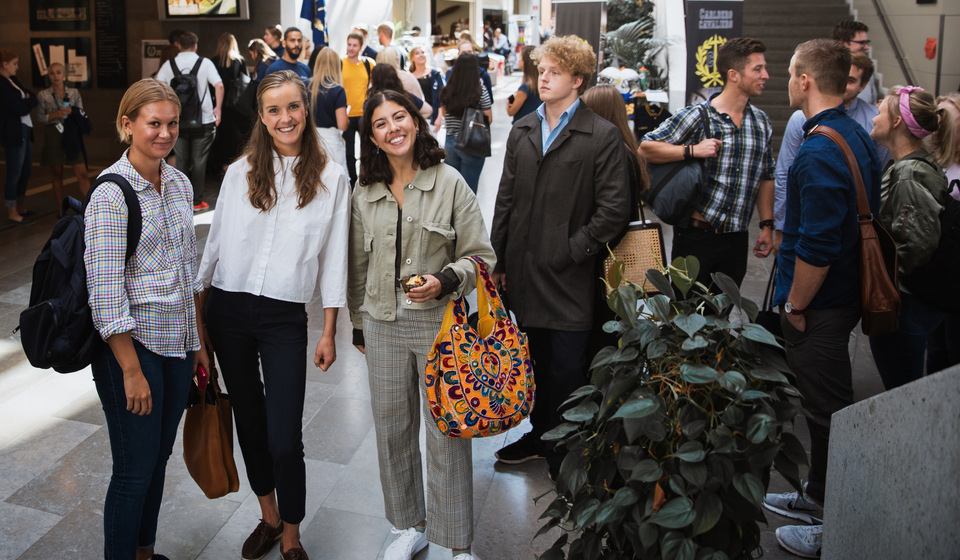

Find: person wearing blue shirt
<box><xmin>774</xmin><ymin>51</ymin><xmax>890</xmax><ymax>230</ymax></box>
<box><xmin>266</xmin><ymin>28</ymin><xmax>311</xmax><ymax>84</ymax></box>
<box><xmin>765</xmin><ymin>39</ymin><xmax>882</xmax><ymax>559</ymax></box>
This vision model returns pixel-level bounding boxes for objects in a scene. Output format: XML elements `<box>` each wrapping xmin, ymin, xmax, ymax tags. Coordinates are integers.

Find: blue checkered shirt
<box><xmin>643</xmin><ymin>97</ymin><xmax>775</xmax><ymax>232</ymax></box>
<box><xmin>84</xmin><ymin>152</ymin><xmax>202</xmax><ymax>358</ymax></box>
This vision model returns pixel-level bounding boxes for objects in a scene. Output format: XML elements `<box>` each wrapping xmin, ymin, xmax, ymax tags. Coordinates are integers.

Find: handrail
<box><xmin>870</xmin><ymin>0</ymin><xmax>916</xmax><ymax>86</ymax></box>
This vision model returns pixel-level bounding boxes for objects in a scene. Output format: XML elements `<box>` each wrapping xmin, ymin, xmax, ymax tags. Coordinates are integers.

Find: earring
<box><xmin>376</xmin><ymin>146</ymin><xmax>381</xmax><ymax>155</ymax></box>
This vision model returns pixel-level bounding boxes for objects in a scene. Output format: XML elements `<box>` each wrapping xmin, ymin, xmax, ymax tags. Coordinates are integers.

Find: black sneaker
<box><xmin>495</xmin><ymin>433</ymin><xmax>545</xmax><ymax>464</ymax></box>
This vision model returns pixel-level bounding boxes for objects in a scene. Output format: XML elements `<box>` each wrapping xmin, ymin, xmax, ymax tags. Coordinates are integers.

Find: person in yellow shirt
<box><xmin>342</xmin><ymin>31</ymin><xmax>375</xmax><ymax>187</ymax></box>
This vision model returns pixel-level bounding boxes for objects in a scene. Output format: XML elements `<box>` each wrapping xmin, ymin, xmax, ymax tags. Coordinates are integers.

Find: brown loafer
<box><xmin>281</xmin><ymin>542</ymin><xmax>309</xmax><ymax>560</ymax></box>
<box><xmin>241</xmin><ymin>519</ymin><xmax>283</xmax><ymax>560</ymax></box>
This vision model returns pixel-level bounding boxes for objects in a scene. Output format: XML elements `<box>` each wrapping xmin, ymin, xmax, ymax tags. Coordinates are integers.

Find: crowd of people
<box><xmin>3</xmin><ymin>12</ymin><xmax>959</xmax><ymax>560</ymax></box>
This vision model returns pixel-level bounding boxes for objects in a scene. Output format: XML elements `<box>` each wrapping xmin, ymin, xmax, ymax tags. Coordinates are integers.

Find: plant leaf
<box><xmin>680</xmin><ymin>363</ymin><xmax>718</xmax><ymax>384</ymax></box>
<box><xmin>612</xmin><ymin>487</ymin><xmax>640</xmax><ymax>508</ymax></box>
<box><xmin>674</xmin><ymin>313</ymin><xmax>707</xmax><ymax>338</ymax></box>
<box><xmin>630</xmin><ymin>459</ymin><xmax>663</xmax><ymax>482</ymax></box>
<box><xmin>646</xmin><ymin>294</ymin><xmax>672</xmax><ymax>321</ymax></box>
<box><xmin>746</xmin><ymin>413</ymin><xmax>775</xmax><ymax>443</ymax></box>
<box><xmin>740</xmin><ymin>390</ymin><xmax>769</xmax><ymax>401</ymax></box>
<box><xmin>647</xmin><ymin>340</ymin><xmax>668</xmax><ymax>359</ymax></box>
<box><xmin>748</xmin><ymin>364</ymin><xmax>789</xmax><ymax>383</ymax></box>
<box><xmin>563</xmin><ymin>401</ymin><xmax>599</xmax><ymax>422</ymax></box>
<box><xmin>542</xmin><ymin>422</ymin><xmax>579</xmax><ymax>441</ymax></box>
<box><xmin>561</xmin><ymin>385</ymin><xmax>599</xmax><ymax>406</ymax></box>
<box><xmin>661</xmin><ymin>531</ymin><xmax>696</xmax><ymax>560</ymax></box>
<box><xmin>650</xmin><ymin>497</ymin><xmax>696</xmax><ymax>529</ymax></box>
<box><xmin>645</xmin><ymin>267</ymin><xmax>675</xmax><ymax>297</ymax></box>
<box><xmin>733</xmin><ymin>472</ymin><xmax>765</xmax><ymax>507</ymax></box>
<box><xmin>673</xmin><ymin>441</ymin><xmax>706</xmax><ymax>462</ymax></box>
<box><xmin>719</xmin><ymin>370</ymin><xmax>747</xmax><ymax>395</ymax></box>
<box><xmin>740</xmin><ymin>297</ymin><xmax>760</xmax><ymax>322</ymax></box>
<box><xmin>711</xmin><ymin>272</ymin><xmax>742</xmax><ymax>308</ymax></box>
<box><xmin>741</xmin><ymin>324</ymin><xmax>781</xmax><ymax>347</ymax></box>
<box><xmin>691</xmin><ymin>492</ymin><xmax>723</xmax><ymax>536</ymax></box>
<box><xmin>679</xmin><ymin>461</ymin><xmax>707</xmax><ymax>488</ymax></box>
<box><xmin>669</xmin><ymin>256</ymin><xmax>700</xmax><ymax>299</ymax></box>
<box><xmin>572</xmin><ymin>497</ymin><xmax>601</xmax><ymax>529</ymax></box>
<box><xmin>594</xmin><ymin>499</ymin><xmax>620</xmax><ymax>526</ymax></box>
<box><xmin>610</xmin><ymin>397</ymin><xmax>659</xmax><ymax>419</ymax></box>
<box><xmin>681</xmin><ymin>335</ymin><xmax>710</xmax><ymax>351</ymax></box>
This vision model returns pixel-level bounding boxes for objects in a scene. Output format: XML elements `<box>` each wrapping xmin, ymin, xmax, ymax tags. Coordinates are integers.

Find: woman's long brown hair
<box><xmin>581</xmin><ymin>84</ymin><xmax>649</xmax><ymax>191</ymax></box>
<box><xmin>243</xmin><ymin>70</ymin><xmax>328</xmax><ymax>212</ymax></box>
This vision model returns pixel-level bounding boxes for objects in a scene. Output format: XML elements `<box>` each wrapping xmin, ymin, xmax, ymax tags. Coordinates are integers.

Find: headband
<box><xmin>898</xmin><ymin>86</ymin><xmax>934</xmax><ymax>139</ymax></box>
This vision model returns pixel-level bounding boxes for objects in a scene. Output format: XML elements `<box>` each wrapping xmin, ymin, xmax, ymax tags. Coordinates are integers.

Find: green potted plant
<box><xmin>537</xmin><ymin>257</ymin><xmax>807</xmax><ymax>560</ymax></box>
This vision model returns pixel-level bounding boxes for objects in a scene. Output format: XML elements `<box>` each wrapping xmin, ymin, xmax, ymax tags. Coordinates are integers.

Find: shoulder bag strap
<box><xmin>808</xmin><ymin>125</ymin><xmax>871</xmax><ymax>221</ymax></box>
<box><xmin>85</xmin><ymin>173</ymin><xmax>143</xmax><ymax>262</ymax></box>
<box><xmin>699</xmin><ymin>104</ymin><xmax>711</xmax><ymax>140</ymax></box>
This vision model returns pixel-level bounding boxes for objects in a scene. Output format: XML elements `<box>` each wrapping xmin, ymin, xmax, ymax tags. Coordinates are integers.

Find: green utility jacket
<box><xmin>878</xmin><ymin>149</ymin><xmax>948</xmax><ymax>276</ymax></box>
<box><xmin>348</xmin><ymin>163</ymin><xmax>496</xmax><ymax>329</ymax></box>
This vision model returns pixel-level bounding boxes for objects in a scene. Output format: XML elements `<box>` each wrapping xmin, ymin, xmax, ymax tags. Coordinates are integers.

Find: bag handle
<box><xmin>461</xmin><ymin>256</ymin><xmax>509</xmax><ymax>333</ymax></box>
<box><xmin>807</xmin><ymin>125</ymin><xmax>871</xmax><ymax>221</ymax></box>
<box><xmin>762</xmin><ymin>260</ymin><xmax>778</xmax><ymax>312</ymax></box>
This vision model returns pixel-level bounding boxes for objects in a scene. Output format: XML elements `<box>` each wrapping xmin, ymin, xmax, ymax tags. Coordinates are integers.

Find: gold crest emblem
<box><xmin>695</xmin><ymin>34</ymin><xmax>728</xmax><ymax>88</ymax></box>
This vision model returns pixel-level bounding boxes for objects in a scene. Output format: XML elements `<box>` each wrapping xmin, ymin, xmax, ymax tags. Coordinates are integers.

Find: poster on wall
<box><xmin>684</xmin><ymin>0</ymin><xmax>743</xmax><ymax>106</ymax></box>
<box><xmin>31</xmin><ymin>37</ymin><xmax>92</xmax><ymax>89</ymax></box>
<box><xmin>29</xmin><ymin>0</ymin><xmax>91</xmax><ymax>31</ymax></box>
<box><xmin>158</xmin><ymin>0</ymin><xmax>250</xmax><ymax>19</ymax></box>
<box><xmin>142</xmin><ymin>40</ymin><xmax>170</xmax><ymax>79</ymax></box>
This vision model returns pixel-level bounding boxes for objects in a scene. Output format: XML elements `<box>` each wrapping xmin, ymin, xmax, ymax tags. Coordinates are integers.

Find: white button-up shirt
<box><xmin>198</xmin><ymin>154</ymin><xmax>350</xmax><ymax>306</ymax></box>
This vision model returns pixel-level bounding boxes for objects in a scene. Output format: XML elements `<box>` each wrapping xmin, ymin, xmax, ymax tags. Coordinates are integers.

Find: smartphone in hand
<box><xmin>508</xmin><ymin>95</ymin><xmax>515</xmax><ymax>104</ymax></box>
<box><xmin>196</xmin><ymin>365</ymin><xmax>208</xmax><ymax>392</ymax></box>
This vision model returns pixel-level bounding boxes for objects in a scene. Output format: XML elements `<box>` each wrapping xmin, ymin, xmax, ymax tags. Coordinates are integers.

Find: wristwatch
<box><xmin>759</xmin><ymin>219</ymin><xmax>775</xmax><ymax>230</ymax></box>
<box><xmin>784</xmin><ymin>301</ymin><xmax>806</xmax><ymax>316</ymax></box>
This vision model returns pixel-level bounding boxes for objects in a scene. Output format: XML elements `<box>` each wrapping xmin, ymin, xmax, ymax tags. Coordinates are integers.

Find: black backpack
<box><xmin>170</xmin><ymin>57</ymin><xmax>206</xmax><ymax>130</ymax></box>
<box><xmin>16</xmin><ymin>174</ymin><xmax>142</xmax><ymax>373</ymax></box>
<box><xmin>902</xmin><ymin>180</ymin><xmax>960</xmax><ymax>313</ymax></box>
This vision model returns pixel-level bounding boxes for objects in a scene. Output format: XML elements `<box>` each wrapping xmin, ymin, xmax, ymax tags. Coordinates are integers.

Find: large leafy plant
<box><xmin>537</xmin><ymin>257</ymin><xmax>806</xmax><ymax>560</ymax></box>
<box><xmin>603</xmin><ymin>0</ymin><xmax>669</xmax><ymax>89</ymax></box>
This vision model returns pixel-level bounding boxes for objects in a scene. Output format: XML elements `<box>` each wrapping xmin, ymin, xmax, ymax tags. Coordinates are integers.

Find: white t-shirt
<box><xmin>156</xmin><ymin>52</ymin><xmax>222</xmax><ymax>125</ymax></box>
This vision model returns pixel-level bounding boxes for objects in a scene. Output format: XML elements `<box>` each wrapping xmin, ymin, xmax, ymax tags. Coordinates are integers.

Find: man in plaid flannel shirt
<box><xmin>641</xmin><ymin>37</ymin><xmax>776</xmax><ymax>288</ymax></box>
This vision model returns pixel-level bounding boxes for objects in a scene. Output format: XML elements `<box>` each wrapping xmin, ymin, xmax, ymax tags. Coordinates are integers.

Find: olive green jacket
<box><xmin>878</xmin><ymin>149</ymin><xmax>948</xmax><ymax>276</ymax></box>
<box><xmin>348</xmin><ymin>163</ymin><xmax>496</xmax><ymax>329</ymax></box>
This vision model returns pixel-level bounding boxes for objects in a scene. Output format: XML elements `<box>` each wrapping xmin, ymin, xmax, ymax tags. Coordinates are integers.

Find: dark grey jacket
<box><xmin>490</xmin><ymin>103</ymin><xmax>631</xmax><ymax>330</ymax></box>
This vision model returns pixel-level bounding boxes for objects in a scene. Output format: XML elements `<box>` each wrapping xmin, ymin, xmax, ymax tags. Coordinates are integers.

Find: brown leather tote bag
<box><xmin>183</xmin><ymin>352</ymin><xmax>240</xmax><ymax>499</ymax></box>
<box><xmin>808</xmin><ymin>125</ymin><xmax>900</xmax><ymax>336</ymax></box>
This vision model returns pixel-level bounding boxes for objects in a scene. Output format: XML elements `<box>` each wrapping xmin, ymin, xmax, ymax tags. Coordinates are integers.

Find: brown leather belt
<box><xmin>687</xmin><ymin>217</ymin><xmax>724</xmax><ymax>234</ymax></box>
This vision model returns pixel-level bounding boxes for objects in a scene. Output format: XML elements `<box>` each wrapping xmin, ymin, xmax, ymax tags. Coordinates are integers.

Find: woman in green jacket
<box><xmin>348</xmin><ymin>89</ymin><xmax>495</xmax><ymax>560</ymax></box>
<box><xmin>869</xmin><ymin>85</ymin><xmax>956</xmax><ymax>390</ymax></box>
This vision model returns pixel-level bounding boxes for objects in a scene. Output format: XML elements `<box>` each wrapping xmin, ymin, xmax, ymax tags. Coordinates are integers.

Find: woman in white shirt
<box><xmin>198</xmin><ymin>70</ymin><xmax>350</xmax><ymax>560</ymax></box>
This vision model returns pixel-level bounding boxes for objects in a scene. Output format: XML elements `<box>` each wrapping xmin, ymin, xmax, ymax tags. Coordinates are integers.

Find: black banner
<box><xmin>95</xmin><ymin>0</ymin><xmax>126</xmax><ymax>88</ymax></box>
<box><xmin>29</xmin><ymin>0</ymin><xmax>91</xmax><ymax>31</ymax></box>
<box><xmin>684</xmin><ymin>0</ymin><xmax>743</xmax><ymax>106</ymax></box>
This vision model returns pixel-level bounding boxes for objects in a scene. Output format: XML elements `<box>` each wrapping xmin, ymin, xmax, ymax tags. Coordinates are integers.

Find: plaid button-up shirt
<box><xmin>84</xmin><ymin>152</ymin><xmax>201</xmax><ymax>358</ymax></box>
<box><xmin>644</xmin><ymin>96</ymin><xmax>775</xmax><ymax>232</ymax></box>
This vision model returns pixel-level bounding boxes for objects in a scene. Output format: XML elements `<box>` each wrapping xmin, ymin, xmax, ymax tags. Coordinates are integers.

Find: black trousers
<box><xmin>671</xmin><ymin>227</ymin><xmax>749</xmax><ymax>288</ymax></box>
<box><xmin>205</xmin><ymin>288</ymin><xmax>308</xmax><ymax>524</ymax></box>
<box><xmin>524</xmin><ymin>327</ymin><xmax>591</xmax><ymax>471</ymax></box>
<box><xmin>780</xmin><ymin>307</ymin><xmax>860</xmax><ymax>503</ymax></box>
<box><xmin>343</xmin><ymin>116</ymin><xmax>362</xmax><ymax>186</ymax></box>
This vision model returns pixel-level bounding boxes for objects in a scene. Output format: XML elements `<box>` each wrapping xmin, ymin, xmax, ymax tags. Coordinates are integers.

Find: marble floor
<box><xmin>0</xmin><ymin>74</ymin><xmax>886</xmax><ymax>560</ymax></box>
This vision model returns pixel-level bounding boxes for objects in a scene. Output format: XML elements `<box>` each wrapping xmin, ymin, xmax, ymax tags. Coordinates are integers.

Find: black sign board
<box><xmin>29</xmin><ymin>0</ymin><xmax>91</xmax><ymax>31</ymax></box>
<box><xmin>95</xmin><ymin>0</ymin><xmax>127</xmax><ymax>88</ymax></box>
<box><xmin>684</xmin><ymin>0</ymin><xmax>743</xmax><ymax>106</ymax></box>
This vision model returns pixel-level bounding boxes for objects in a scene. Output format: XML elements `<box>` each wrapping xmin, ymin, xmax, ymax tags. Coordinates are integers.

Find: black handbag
<box><xmin>642</xmin><ymin>104</ymin><xmax>711</xmax><ymax>226</ymax></box>
<box><xmin>455</xmin><ymin>107</ymin><xmax>491</xmax><ymax>158</ymax></box>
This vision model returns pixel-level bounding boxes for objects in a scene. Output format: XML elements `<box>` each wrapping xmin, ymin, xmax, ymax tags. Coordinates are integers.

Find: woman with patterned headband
<box><xmin>868</xmin><ymin>85</ymin><xmax>956</xmax><ymax>390</ymax></box>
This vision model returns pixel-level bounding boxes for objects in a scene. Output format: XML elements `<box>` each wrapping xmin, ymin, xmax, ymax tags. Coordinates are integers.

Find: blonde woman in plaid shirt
<box><xmin>84</xmin><ymin>78</ymin><xmax>209</xmax><ymax>560</ymax></box>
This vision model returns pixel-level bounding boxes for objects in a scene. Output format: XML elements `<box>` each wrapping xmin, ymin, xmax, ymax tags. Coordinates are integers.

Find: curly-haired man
<box><xmin>490</xmin><ymin>35</ymin><xmax>631</xmax><ymax>478</ymax></box>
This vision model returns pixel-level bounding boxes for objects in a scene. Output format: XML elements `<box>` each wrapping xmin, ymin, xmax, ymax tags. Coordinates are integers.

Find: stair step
<box><xmin>743</xmin><ymin>13</ymin><xmax>845</xmax><ymax>27</ymax></box>
<box><xmin>742</xmin><ymin>4</ymin><xmax>850</xmax><ymax>16</ymax></box>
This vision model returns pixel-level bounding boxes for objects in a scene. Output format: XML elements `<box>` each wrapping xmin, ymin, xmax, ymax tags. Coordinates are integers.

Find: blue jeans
<box><xmin>869</xmin><ymin>290</ymin><xmax>945</xmax><ymax>390</ymax></box>
<box><xmin>93</xmin><ymin>341</ymin><xmax>193</xmax><ymax>559</ymax></box>
<box><xmin>444</xmin><ymin>134</ymin><xmax>485</xmax><ymax>193</ymax></box>
<box><xmin>4</xmin><ymin>124</ymin><xmax>33</xmax><ymax>206</ymax></box>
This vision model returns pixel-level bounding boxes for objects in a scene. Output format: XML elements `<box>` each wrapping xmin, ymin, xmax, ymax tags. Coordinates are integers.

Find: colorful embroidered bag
<box><xmin>425</xmin><ymin>256</ymin><xmax>535</xmax><ymax>438</ymax></box>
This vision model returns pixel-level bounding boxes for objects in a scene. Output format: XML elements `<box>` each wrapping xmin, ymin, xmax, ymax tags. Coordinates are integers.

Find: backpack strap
<box><xmin>363</xmin><ymin>58</ymin><xmax>372</xmax><ymax>80</ymax></box>
<box><xmin>190</xmin><ymin>57</ymin><xmax>204</xmax><ymax>76</ymax></box>
<box><xmin>170</xmin><ymin>59</ymin><xmax>182</xmax><ymax>78</ymax></box>
<box><xmin>85</xmin><ymin>173</ymin><xmax>143</xmax><ymax>263</ymax></box>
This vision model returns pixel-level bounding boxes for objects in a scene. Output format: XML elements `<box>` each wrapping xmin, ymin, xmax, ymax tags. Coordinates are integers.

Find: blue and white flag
<box><xmin>300</xmin><ymin>0</ymin><xmax>328</xmax><ymax>48</ymax></box>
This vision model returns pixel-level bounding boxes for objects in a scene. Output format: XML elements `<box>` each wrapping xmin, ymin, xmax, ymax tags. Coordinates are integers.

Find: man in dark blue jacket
<box><xmin>765</xmin><ymin>38</ymin><xmax>882</xmax><ymax>559</ymax></box>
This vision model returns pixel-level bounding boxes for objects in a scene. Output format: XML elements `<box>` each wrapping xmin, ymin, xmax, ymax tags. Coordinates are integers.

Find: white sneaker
<box><xmin>384</xmin><ymin>527</ymin><xmax>428</xmax><ymax>560</ymax></box>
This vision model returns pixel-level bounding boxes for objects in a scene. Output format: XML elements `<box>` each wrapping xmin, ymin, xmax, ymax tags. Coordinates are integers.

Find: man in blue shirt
<box><xmin>266</xmin><ymin>28</ymin><xmax>311</xmax><ymax>84</ymax></box>
<box><xmin>774</xmin><ymin>51</ymin><xmax>890</xmax><ymax>231</ymax></box>
<box><xmin>490</xmin><ymin>35</ymin><xmax>630</xmax><ymax>479</ymax></box>
<box><xmin>764</xmin><ymin>38</ymin><xmax>882</xmax><ymax>559</ymax></box>
<box><xmin>641</xmin><ymin>37</ymin><xmax>776</xmax><ymax>289</ymax></box>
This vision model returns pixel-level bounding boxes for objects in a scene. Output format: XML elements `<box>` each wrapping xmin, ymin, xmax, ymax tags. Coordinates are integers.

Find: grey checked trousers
<box><xmin>362</xmin><ymin>292</ymin><xmax>474</xmax><ymax>549</ymax></box>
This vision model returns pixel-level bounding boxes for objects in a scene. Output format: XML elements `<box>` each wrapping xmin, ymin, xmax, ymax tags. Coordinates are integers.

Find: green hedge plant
<box><xmin>537</xmin><ymin>257</ymin><xmax>806</xmax><ymax>560</ymax></box>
